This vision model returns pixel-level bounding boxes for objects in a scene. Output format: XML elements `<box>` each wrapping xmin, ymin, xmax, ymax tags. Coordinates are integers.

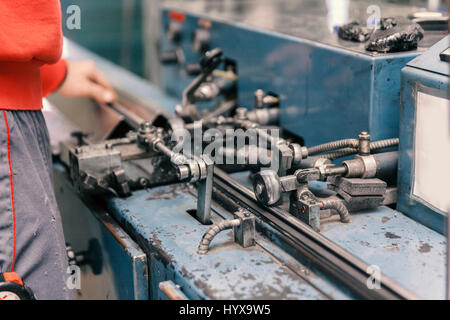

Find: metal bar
<box><xmin>106</xmin><ymin>102</ymin><xmax>145</xmax><ymax>129</ymax></box>
<box><xmin>159</xmin><ymin>281</ymin><xmax>188</xmax><ymax>300</ymax></box>
<box><xmin>196</xmin><ymin>156</ymin><xmax>214</xmax><ymax>224</ymax></box>
<box><xmin>212</xmin><ymin>167</ymin><xmax>419</xmax><ymax>300</ymax></box>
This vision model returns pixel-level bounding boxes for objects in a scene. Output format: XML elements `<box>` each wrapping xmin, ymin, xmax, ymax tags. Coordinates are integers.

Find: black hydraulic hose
<box><xmin>318</xmin><ymin>138</ymin><xmax>400</xmax><ymax>160</ymax></box>
<box><xmin>197</xmin><ymin>219</ymin><xmax>241</xmax><ymax>254</ymax></box>
<box><xmin>370</xmin><ymin>138</ymin><xmax>399</xmax><ymax>150</ymax></box>
<box><xmin>308</xmin><ymin>138</ymin><xmax>399</xmax><ymax>158</ymax></box>
<box><xmin>320</xmin><ymin>199</ymin><xmax>351</xmax><ymax>223</ymax></box>
<box><xmin>307</xmin><ymin>139</ymin><xmax>359</xmax><ymax>156</ymax></box>
<box><xmin>321</xmin><ymin>148</ymin><xmax>359</xmax><ymax>160</ymax></box>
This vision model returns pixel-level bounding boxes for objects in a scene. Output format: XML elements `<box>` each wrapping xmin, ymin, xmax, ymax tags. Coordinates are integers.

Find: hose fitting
<box><xmin>197</xmin><ymin>219</ymin><xmax>241</xmax><ymax>254</ymax></box>
<box><xmin>320</xmin><ymin>199</ymin><xmax>351</xmax><ymax>223</ymax></box>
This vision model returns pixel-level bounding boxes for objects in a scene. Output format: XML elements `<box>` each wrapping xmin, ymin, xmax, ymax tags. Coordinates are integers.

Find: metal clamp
<box><xmin>196</xmin><ymin>155</ymin><xmax>214</xmax><ymax>225</ymax></box>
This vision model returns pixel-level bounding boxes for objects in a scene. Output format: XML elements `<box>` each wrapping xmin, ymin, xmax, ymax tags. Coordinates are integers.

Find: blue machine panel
<box><xmin>161</xmin><ymin>0</ymin><xmax>445</xmax><ymax>146</ymax></box>
<box><xmin>398</xmin><ymin>35</ymin><xmax>450</xmax><ymax>234</ymax></box>
<box><xmin>53</xmin><ymin>164</ymin><xmax>149</xmax><ymax>300</ymax></box>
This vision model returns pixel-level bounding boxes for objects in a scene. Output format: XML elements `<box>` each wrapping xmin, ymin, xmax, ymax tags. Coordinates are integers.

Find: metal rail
<box><xmin>98</xmin><ymin>98</ymin><xmax>417</xmax><ymax>299</ymax></box>
<box><xmin>212</xmin><ymin>167</ymin><xmax>419</xmax><ymax>300</ymax></box>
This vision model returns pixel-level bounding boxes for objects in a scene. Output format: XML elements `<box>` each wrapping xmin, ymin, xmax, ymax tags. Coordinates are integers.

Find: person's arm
<box><xmin>41</xmin><ymin>59</ymin><xmax>116</xmax><ymax>103</ymax></box>
<box><xmin>40</xmin><ymin>59</ymin><xmax>67</xmax><ymax>97</ymax></box>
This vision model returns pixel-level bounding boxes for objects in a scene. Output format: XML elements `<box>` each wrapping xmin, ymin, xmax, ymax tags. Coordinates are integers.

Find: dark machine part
<box><xmin>327</xmin><ymin>176</ymin><xmax>387</xmax><ymax>213</ymax></box>
<box><xmin>253</xmin><ymin>151</ymin><xmax>399</xmax><ymax>207</ymax></box>
<box><xmin>341</xmin><ymin>151</ymin><xmax>398</xmax><ymax>181</ymax></box>
<box><xmin>161</xmin><ymin>13</ymin><xmax>186</xmax><ymax>64</ymax></box>
<box><xmin>409</xmin><ymin>11</ymin><xmax>449</xmax><ymax>31</ymax></box>
<box><xmin>69</xmin><ymin>119</ymin><xmax>217</xmax><ymax>224</ymax></box>
<box><xmin>66</xmin><ymin>239</ymin><xmax>103</xmax><ymax>275</ymax></box>
<box><xmin>176</xmin><ymin>48</ymin><xmax>227</xmax><ymax>121</ymax></box>
<box><xmin>337</xmin><ymin>18</ymin><xmax>397</xmax><ymax>42</ymax></box>
<box><xmin>440</xmin><ymin>47</ymin><xmax>450</xmax><ymax>62</ymax></box>
<box><xmin>305</xmin><ymin>131</ymin><xmax>398</xmax><ymax>158</ymax></box>
<box><xmin>338</xmin><ymin>17</ymin><xmax>425</xmax><ymax>53</ymax></box>
<box><xmin>212</xmin><ymin>168</ymin><xmax>418</xmax><ymax>300</ymax></box>
<box><xmin>166</xmin><ymin>19</ymin><xmax>183</xmax><ymax>43</ymax></box>
<box><xmin>68</xmin><ymin>134</ymin><xmax>179</xmax><ymax>198</ymax></box>
<box><xmin>185</xmin><ymin>62</ymin><xmax>203</xmax><ymax>76</ymax></box>
<box><xmin>160</xmin><ymin>47</ymin><xmax>185</xmax><ymax>65</ymax></box>
<box><xmin>338</xmin><ymin>21</ymin><xmax>371</xmax><ymax>42</ymax></box>
<box><xmin>192</xmin><ymin>28</ymin><xmax>211</xmax><ymax>53</ymax></box>
<box><xmin>366</xmin><ymin>19</ymin><xmax>424</xmax><ymax>53</ymax></box>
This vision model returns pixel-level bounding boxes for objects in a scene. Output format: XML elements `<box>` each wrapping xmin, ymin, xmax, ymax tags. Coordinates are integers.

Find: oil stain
<box><xmin>381</xmin><ymin>216</ymin><xmax>390</xmax><ymax>223</ymax></box>
<box><xmin>385</xmin><ymin>232</ymin><xmax>401</xmax><ymax>239</ymax></box>
<box><xmin>419</xmin><ymin>243</ymin><xmax>432</xmax><ymax>253</ymax></box>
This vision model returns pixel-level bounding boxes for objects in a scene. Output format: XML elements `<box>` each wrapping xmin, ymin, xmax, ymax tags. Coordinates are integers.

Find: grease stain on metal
<box><xmin>419</xmin><ymin>243</ymin><xmax>432</xmax><ymax>253</ymax></box>
<box><xmin>385</xmin><ymin>232</ymin><xmax>401</xmax><ymax>239</ymax></box>
<box><xmin>381</xmin><ymin>216</ymin><xmax>390</xmax><ymax>223</ymax></box>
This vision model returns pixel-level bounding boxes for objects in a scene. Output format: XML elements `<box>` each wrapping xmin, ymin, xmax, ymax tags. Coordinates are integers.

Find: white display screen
<box><xmin>413</xmin><ymin>90</ymin><xmax>450</xmax><ymax>213</ymax></box>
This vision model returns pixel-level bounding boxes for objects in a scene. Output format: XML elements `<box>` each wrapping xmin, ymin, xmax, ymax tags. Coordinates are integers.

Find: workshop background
<box><xmin>60</xmin><ymin>0</ymin><xmax>446</xmax><ymax>80</ymax></box>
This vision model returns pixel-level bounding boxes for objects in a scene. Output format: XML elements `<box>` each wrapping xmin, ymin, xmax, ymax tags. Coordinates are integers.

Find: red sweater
<box><xmin>0</xmin><ymin>1</ymin><xmax>67</xmax><ymax>110</ymax></box>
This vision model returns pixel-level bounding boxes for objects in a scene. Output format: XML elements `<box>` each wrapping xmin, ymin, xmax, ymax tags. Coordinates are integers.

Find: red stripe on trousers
<box><xmin>2</xmin><ymin>110</ymin><xmax>16</xmax><ymax>272</ymax></box>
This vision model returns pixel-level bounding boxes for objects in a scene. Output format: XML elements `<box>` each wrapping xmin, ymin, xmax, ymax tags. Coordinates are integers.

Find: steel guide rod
<box><xmin>212</xmin><ymin>167</ymin><xmax>419</xmax><ymax>300</ymax></box>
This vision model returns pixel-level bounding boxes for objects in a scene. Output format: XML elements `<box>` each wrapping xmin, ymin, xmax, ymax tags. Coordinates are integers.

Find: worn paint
<box><xmin>108</xmin><ymin>183</ymin><xmax>335</xmax><ymax>299</ymax></box>
<box><xmin>321</xmin><ymin>205</ymin><xmax>447</xmax><ymax>299</ymax></box>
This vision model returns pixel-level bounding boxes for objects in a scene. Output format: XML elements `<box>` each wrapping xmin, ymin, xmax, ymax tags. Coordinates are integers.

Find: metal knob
<box><xmin>253</xmin><ymin>170</ymin><xmax>282</xmax><ymax>206</ymax></box>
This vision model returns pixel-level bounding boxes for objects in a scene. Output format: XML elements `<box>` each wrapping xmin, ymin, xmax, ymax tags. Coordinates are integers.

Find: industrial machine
<box><xmin>45</xmin><ymin>0</ymin><xmax>449</xmax><ymax>300</ymax></box>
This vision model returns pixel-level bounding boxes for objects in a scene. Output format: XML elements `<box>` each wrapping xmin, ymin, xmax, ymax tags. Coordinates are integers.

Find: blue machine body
<box><xmin>160</xmin><ymin>0</ymin><xmax>442</xmax><ymax>145</ymax></box>
<box><xmin>398</xmin><ymin>35</ymin><xmax>450</xmax><ymax>234</ymax></box>
<box><xmin>49</xmin><ymin>38</ymin><xmax>448</xmax><ymax>300</ymax></box>
<box><xmin>47</xmin><ymin>0</ymin><xmax>450</xmax><ymax>300</ymax></box>
<box><xmin>53</xmin><ymin>163</ymin><xmax>149</xmax><ymax>300</ymax></box>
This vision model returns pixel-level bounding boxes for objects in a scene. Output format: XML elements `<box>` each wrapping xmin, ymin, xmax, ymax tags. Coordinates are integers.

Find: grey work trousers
<box><xmin>0</xmin><ymin>110</ymin><xmax>71</xmax><ymax>299</ymax></box>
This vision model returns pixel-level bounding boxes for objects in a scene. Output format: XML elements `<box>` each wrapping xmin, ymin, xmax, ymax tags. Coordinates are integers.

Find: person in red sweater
<box><xmin>0</xmin><ymin>1</ymin><xmax>116</xmax><ymax>299</ymax></box>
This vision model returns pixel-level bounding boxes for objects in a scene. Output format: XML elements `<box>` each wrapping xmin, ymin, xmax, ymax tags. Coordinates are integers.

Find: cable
<box><xmin>317</xmin><ymin>138</ymin><xmax>400</xmax><ymax>160</ymax></box>
<box><xmin>197</xmin><ymin>219</ymin><xmax>241</xmax><ymax>254</ymax></box>
<box><xmin>307</xmin><ymin>139</ymin><xmax>359</xmax><ymax>156</ymax></box>
<box><xmin>320</xmin><ymin>199</ymin><xmax>351</xmax><ymax>223</ymax></box>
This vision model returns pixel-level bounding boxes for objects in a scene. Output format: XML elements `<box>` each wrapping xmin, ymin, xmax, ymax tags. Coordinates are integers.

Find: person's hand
<box><xmin>58</xmin><ymin>60</ymin><xmax>117</xmax><ymax>104</ymax></box>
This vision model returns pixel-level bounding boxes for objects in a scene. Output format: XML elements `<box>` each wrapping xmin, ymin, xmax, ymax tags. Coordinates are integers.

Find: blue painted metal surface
<box><xmin>233</xmin><ymin>172</ymin><xmax>447</xmax><ymax>299</ymax></box>
<box><xmin>60</xmin><ymin>0</ymin><xmax>146</xmax><ymax>76</ymax></box>
<box><xmin>53</xmin><ymin>164</ymin><xmax>149</xmax><ymax>300</ymax></box>
<box><xmin>397</xmin><ymin>35</ymin><xmax>450</xmax><ymax>234</ymax></box>
<box><xmin>232</xmin><ymin>172</ymin><xmax>447</xmax><ymax>299</ymax></box>
<box><xmin>321</xmin><ymin>206</ymin><xmax>447</xmax><ymax>300</ymax></box>
<box><xmin>106</xmin><ymin>183</ymin><xmax>357</xmax><ymax>299</ymax></box>
<box><xmin>160</xmin><ymin>0</ymin><xmax>445</xmax><ymax>146</ymax></box>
